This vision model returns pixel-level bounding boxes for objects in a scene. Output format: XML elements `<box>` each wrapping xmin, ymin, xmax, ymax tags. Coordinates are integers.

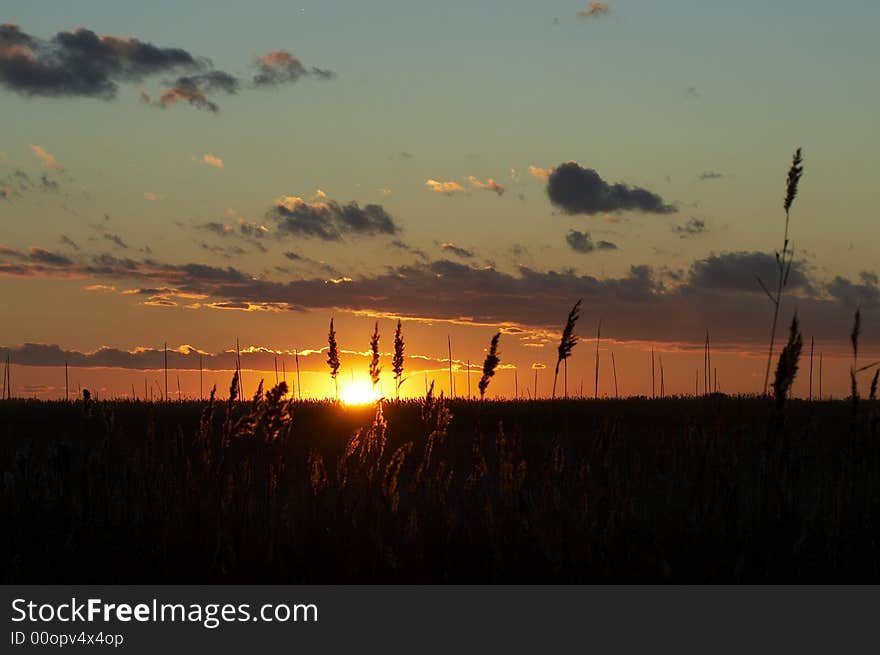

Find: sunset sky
<box><xmin>1</xmin><ymin>0</ymin><xmax>878</xmax><ymax>400</ymax></box>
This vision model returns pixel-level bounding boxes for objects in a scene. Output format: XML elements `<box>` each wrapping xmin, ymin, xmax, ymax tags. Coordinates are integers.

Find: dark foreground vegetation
<box><xmin>2</xmin><ymin>381</ymin><xmax>880</xmax><ymax>583</ymax></box>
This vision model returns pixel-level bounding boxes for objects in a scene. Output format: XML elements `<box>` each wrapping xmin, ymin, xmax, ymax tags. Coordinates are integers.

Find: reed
<box><xmin>327</xmin><ymin>318</ymin><xmax>341</xmax><ymax>400</ymax></box>
<box><xmin>478</xmin><ymin>332</ymin><xmax>501</xmax><ymax>399</ymax></box>
<box><xmin>772</xmin><ymin>313</ymin><xmax>803</xmax><ymax>411</ymax></box>
<box><xmin>553</xmin><ymin>299</ymin><xmax>582</xmax><ymax>399</ymax></box>
<box><xmin>392</xmin><ymin>319</ymin><xmax>406</xmax><ymax>399</ymax></box>
<box><xmin>760</xmin><ymin>147</ymin><xmax>804</xmax><ymax>395</ymax></box>
<box><xmin>369</xmin><ymin>321</ymin><xmax>382</xmax><ymax>391</ymax></box>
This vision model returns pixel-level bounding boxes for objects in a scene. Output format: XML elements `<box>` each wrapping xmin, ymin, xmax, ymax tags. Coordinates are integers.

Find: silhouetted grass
<box><xmin>2</xmin><ymin>388</ymin><xmax>879</xmax><ymax>583</ymax></box>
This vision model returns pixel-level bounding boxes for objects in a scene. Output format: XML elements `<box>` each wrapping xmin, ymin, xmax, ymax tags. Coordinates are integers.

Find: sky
<box><xmin>1</xmin><ymin>0</ymin><xmax>879</xmax><ymax>400</ymax></box>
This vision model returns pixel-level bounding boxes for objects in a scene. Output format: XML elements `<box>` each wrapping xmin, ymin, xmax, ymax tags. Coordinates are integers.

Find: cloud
<box><xmin>686</xmin><ymin>251</ymin><xmax>813</xmax><ymax>295</ymax></box>
<box><xmin>528</xmin><ymin>165</ymin><xmax>554</xmax><ymax>180</ymax></box>
<box><xmin>252</xmin><ymin>49</ymin><xmax>334</xmax><ymax>86</ymax></box>
<box><xmin>200</xmin><ymin>221</ymin><xmax>233</xmax><ymax>237</ymax></box>
<box><xmin>672</xmin><ymin>217</ymin><xmax>708</xmax><ymax>238</ymax></box>
<box><xmin>30</xmin><ymin>144</ymin><xmax>64</xmax><ymax>171</ymax></box>
<box><xmin>156</xmin><ymin>70</ymin><xmax>238</xmax><ymax>112</ymax></box>
<box><xmin>59</xmin><ymin>235</ymin><xmax>80</xmax><ymax>250</ymax></box>
<box><xmin>103</xmin><ymin>232</ymin><xmax>128</xmax><ymax>249</ymax></box>
<box><xmin>440</xmin><ymin>243</ymin><xmax>474</xmax><ymax>259</ymax></box>
<box><xmin>425</xmin><ymin>179</ymin><xmax>466</xmax><ymax>196</ymax></box>
<box><xmin>0</xmin><ymin>24</ymin><xmax>201</xmax><ymax>99</ymax></box>
<box><xmin>565</xmin><ymin>231</ymin><xmax>617</xmax><ymax>254</ymax></box>
<box><xmin>143</xmin><ymin>192</ymin><xmax>163</xmax><ymax>201</ymax></box>
<box><xmin>565</xmin><ymin>230</ymin><xmax>595</xmax><ymax>254</ymax></box>
<box><xmin>269</xmin><ymin>195</ymin><xmax>400</xmax><ymax>241</ymax></box>
<box><xmin>2</xmin><ymin>341</ymin><xmax>469</xmax><ymax>375</ymax></box>
<box><xmin>200</xmin><ymin>153</ymin><xmax>224</xmax><ymax>168</ymax></box>
<box><xmin>2</xmin><ymin>242</ymin><xmax>877</xmax><ymax>348</ymax></box>
<box><xmin>577</xmin><ymin>2</ymin><xmax>610</xmax><ymax>18</ymax></box>
<box><xmin>39</xmin><ymin>173</ymin><xmax>59</xmax><ymax>191</ymax></box>
<box><xmin>546</xmin><ymin>162</ymin><xmax>676</xmax><ymax>216</ymax></box>
<box><xmin>466</xmin><ymin>176</ymin><xmax>505</xmax><ymax>196</ymax></box>
<box><xmin>698</xmin><ymin>171</ymin><xmax>724</xmax><ymax>181</ymax></box>
<box><xmin>27</xmin><ymin>246</ymin><xmax>72</xmax><ymax>267</ymax></box>
<box><xmin>1</xmin><ymin>26</ymin><xmax>334</xmax><ymax>113</ymax></box>
<box><xmin>826</xmin><ymin>272</ymin><xmax>880</xmax><ymax>308</ymax></box>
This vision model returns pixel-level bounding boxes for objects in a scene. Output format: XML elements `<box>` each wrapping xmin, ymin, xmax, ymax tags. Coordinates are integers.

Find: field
<box><xmin>3</xmin><ymin>382</ymin><xmax>879</xmax><ymax>584</ymax></box>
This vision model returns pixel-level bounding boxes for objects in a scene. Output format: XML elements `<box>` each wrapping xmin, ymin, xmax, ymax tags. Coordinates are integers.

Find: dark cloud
<box><xmin>687</xmin><ymin>251</ymin><xmax>812</xmax><ymax>294</ymax></box>
<box><xmin>672</xmin><ymin>217</ymin><xmax>707</xmax><ymax>238</ymax></box>
<box><xmin>200</xmin><ymin>221</ymin><xmax>230</xmax><ymax>237</ymax></box>
<box><xmin>565</xmin><ymin>230</ymin><xmax>595</xmax><ymax>254</ymax></box>
<box><xmin>269</xmin><ymin>195</ymin><xmax>400</xmax><ymax>241</ymax></box>
<box><xmin>252</xmin><ymin>50</ymin><xmax>334</xmax><ymax>86</ymax></box>
<box><xmin>698</xmin><ymin>171</ymin><xmax>724</xmax><ymax>181</ymax></box>
<box><xmin>199</xmin><ymin>241</ymin><xmax>246</xmax><ymax>258</ymax></box>
<box><xmin>390</xmin><ymin>239</ymin><xmax>429</xmax><ymax>261</ymax></box>
<box><xmin>2</xmin><ymin>243</ymin><xmax>877</xmax><ymax>347</ymax></box>
<box><xmin>0</xmin><ymin>26</ymin><xmax>334</xmax><ymax>113</ymax></box>
<box><xmin>565</xmin><ymin>231</ymin><xmax>618</xmax><ymax>254</ymax></box>
<box><xmin>154</xmin><ymin>70</ymin><xmax>240</xmax><ymax>112</ymax></box>
<box><xmin>547</xmin><ymin>162</ymin><xmax>676</xmax><ymax>216</ymax></box>
<box><xmin>103</xmin><ymin>232</ymin><xmax>128</xmax><ymax>249</ymax></box>
<box><xmin>27</xmin><ymin>246</ymin><xmax>72</xmax><ymax>267</ymax></box>
<box><xmin>826</xmin><ymin>272</ymin><xmax>880</xmax><ymax>308</ymax></box>
<box><xmin>58</xmin><ymin>235</ymin><xmax>79</xmax><ymax>250</ymax></box>
<box><xmin>440</xmin><ymin>243</ymin><xmax>474</xmax><ymax>259</ymax></box>
<box><xmin>39</xmin><ymin>173</ymin><xmax>59</xmax><ymax>191</ymax></box>
<box><xmin>0</xmin><ymin>24</ymin><xmax>200</xmax><ymax>98</ymax></box>
<box><xmin>3</xmin><ymin>342</ymin><xmax>466</xmax><ymax>375</ymax></box>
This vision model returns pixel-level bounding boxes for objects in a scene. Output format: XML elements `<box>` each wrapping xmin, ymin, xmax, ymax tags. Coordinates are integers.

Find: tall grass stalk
<box><xmin>327</xmin><ymin>319</ymin><xmax>340</xmax><ymax>400</ymax></box>
<box><xmin>369</xmin><ymin>322</ymin><xmax>382</xmax><ymax>392</ymax></box>
<box><xmin>553</xmin><ymin>299</ymin><xmax>582</xmax><ymax>399</ymax></box>
<box><xmin>760</xmin><ymin>147</ymin><xmax>804</xmax><ymax>395</ymax></box>
<box><xmin>479</xmin><ymin>333</ymin><xmax>501</xmax><ymax>400</ymax></box>
<box><xmin>392</xmin><ymin>320</ymin><xmax>405</xmax><ymax>399</ymax></box>
<box><xmin>594</xmin><ymin>320</ymin><xmax>601</xmax><ymax>400</ymax></box>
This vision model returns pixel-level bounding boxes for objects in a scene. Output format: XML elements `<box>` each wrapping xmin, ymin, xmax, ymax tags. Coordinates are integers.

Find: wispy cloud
<box><xmin>577</xmin><ymin>2</ymin><xmax>610</xmax><ymax>18</ymax></box>
<box><xmin>198</xmin><ymin>153</ymin><xmax>224</xmax><ymax>168</ymax></box>
<box><xmin>30</xmin><ymin>145</ymin><xmax>64</xmax><ymax>171</ymax></box>
<box><xmin>466</xmin><ymin>175</ymin><xmax>505</xmax><ymax>196</ymax></box>
<box><xmin>252</xmin><ymin>49</ymin><xmax>335</xmax><ymax>86</ymax></box>
<box><xmin>672</xmin><ymin>218</ymin><xmax>708</xmax><ymax>238</ymax></box>
<box><xmin>528</xmin><ymin>165</ymin><xmax>554</xmax><ymax>180</ymax></box>
<box><xmin>440</xmin><ymin>243</ymin><xmax>474</xmax><ymax>259</ymax></box>
<box><xmin>425</xmin><ymin>179</ymin><xmax>466</xmax><ymax>196</ymax></box>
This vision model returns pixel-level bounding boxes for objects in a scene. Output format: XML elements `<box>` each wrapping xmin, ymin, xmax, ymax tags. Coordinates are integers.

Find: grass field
<box><xmin>3</xmin><ymin>382</ymin><xmax>879</xmax><ymax>583</ymax></box>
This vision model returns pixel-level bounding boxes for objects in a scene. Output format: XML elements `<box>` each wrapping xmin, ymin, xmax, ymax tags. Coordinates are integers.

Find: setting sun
<box><xmin>340</xmin><ymin>381</ymin><xmax>379</xmax><ymax>405</ymax></box>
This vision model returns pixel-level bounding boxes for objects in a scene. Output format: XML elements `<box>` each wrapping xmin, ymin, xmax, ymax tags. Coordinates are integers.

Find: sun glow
<box><xmin>340</xmin><ymin>381</ymin><xmax>379</xmax><ymax>405</ymax></box>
